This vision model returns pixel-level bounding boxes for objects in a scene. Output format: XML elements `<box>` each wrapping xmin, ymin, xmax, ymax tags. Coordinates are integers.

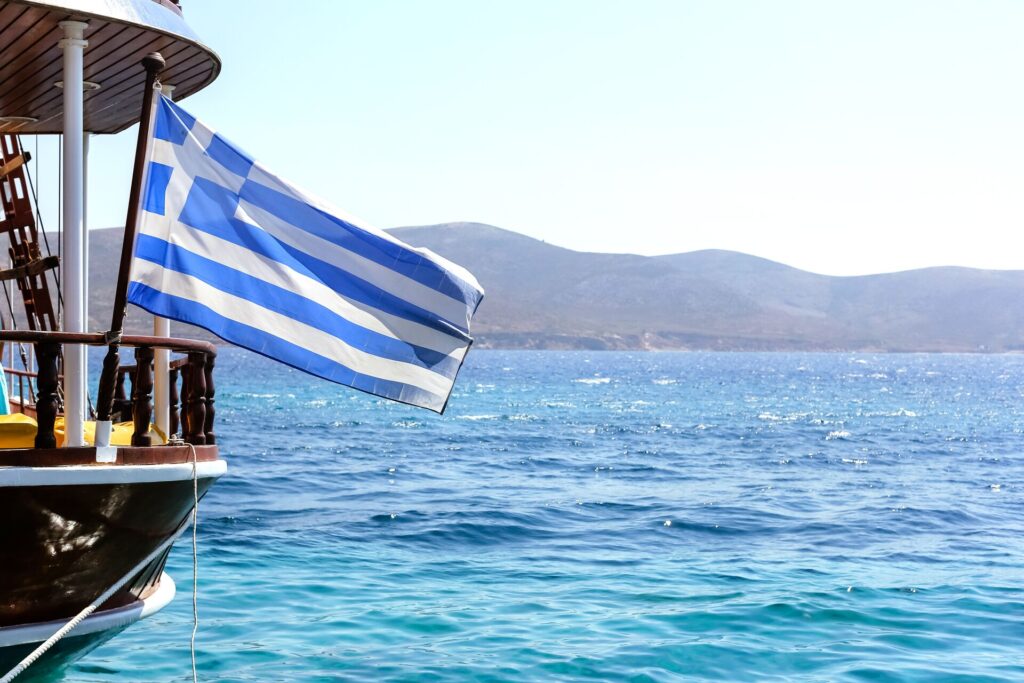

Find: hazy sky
<box><xmin>30</xmin><ymin>0</ymin><xmax>1024</xmax><ymax>275</ymax></box>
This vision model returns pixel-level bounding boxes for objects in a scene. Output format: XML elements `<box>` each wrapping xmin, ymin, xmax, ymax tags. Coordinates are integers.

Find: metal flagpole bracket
<box><xmin>57</xmin><ymin>20</ymin><xmax>88</xmax><ymax>52</ymax></box>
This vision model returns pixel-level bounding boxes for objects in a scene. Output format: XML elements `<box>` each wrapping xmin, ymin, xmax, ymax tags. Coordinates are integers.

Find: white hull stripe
<box><xmin>0</xmin><ymin>573</ymin><xmax>176</xmax><ymax>648</ymax></box>
<box><xmin>0</xmin><ymin>460</ymin><xmax>227</xmax><ymax>487</ymax></box>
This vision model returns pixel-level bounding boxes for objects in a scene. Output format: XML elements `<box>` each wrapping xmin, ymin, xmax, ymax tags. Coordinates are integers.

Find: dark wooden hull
<box><xmin>0</xmin><ymin>478</ymin><xmax>213</xmax><ymax>627</ymax></box>
<box><xmin>0</xmin><ymin>445</ymin><xmax>224</xmax><ymax>676</ymax></box>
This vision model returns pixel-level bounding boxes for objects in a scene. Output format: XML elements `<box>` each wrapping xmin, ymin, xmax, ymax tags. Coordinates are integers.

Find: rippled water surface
<box><xmin>68</xmin><ymin>351</ymin><xmax>1024</xmax><ymax>681</ymax></box>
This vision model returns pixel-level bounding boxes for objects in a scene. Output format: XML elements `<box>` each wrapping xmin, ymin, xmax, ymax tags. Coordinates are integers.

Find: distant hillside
<box><xmin>86</xmin><ymin>227</ymin><xmax>204</xmax><ymax>339</ymax></box>
<box><xmin>84</xmin><ymin>223</ymin><xmax>1024</xmax><ymax>352</ymax></box>
<box><xmin>392</xmin><ymin>223</ymin><xmax>1024</xmax><ymax>352</ymax></box>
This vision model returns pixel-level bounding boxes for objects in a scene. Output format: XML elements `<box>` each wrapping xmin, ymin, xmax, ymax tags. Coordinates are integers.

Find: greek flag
<box><xmin>127</xmin><ymin>95</ymin><xmax>484</xmax><ymax>413</ymax></box>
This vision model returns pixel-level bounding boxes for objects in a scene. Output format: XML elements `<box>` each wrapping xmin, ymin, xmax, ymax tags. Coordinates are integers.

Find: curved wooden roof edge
<box><xmin>0</xmin><ymin>0</ymin><xmax>220</xmax><ymax>134</ymax></box>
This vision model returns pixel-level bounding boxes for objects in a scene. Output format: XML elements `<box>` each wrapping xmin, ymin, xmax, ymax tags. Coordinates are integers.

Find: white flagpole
<box><xmin>153</xmin><ymin>83</ymin><xmax>176</xmax><ymax>438</ymax></box>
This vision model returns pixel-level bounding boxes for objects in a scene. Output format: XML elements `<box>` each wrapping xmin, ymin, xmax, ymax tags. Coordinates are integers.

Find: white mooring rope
<box><xmin>188</xmin><ymin>441</ymin><xmax>200</xmax><ymax>683</ymax></box>
<box><xmin>2</xmin><ymin>446</ymin><xmax>203</xmax><ymax>682</ymax></box>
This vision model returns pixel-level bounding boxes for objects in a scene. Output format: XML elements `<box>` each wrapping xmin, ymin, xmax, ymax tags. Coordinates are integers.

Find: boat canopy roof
<box><xmin>0</xmin><ymin>0</ymin><xmax>219</xmax><ymax>135</ymax></box>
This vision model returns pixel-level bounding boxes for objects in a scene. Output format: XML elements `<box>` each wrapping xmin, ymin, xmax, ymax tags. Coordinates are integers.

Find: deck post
<box><xmin>132</xmin><ymin>346</ymin><xmax>154</xmax><ymax>446</ymax></box>
<box><xmin>185</xmin><ymin>352</ymin><xmax>206</xmax><ymax>445</ymax></box>
<box><xmin>58</xmin><ymin>20</ymin><xmax>88</xmax><ymax>447</ymax></box>
<box><xmin>169</xmin><ymin>366</ymin><xmax>180</xmax><ymax>437</ymax></box>
<box><xmin>152</xmin><ymin>83</ymin><xmax>175</xmax><ymax>438</ymax></box>
<box><xmin>33</xmin><ymin>342</ymin><xmax>59</xmax><ymax>448</ymax></box>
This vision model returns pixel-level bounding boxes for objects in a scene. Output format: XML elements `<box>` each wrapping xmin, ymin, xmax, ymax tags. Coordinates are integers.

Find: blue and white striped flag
<box><xmin>128</xmin><ymin>95</ymin><xmax>484</xmax><ymax>413</ymax></box>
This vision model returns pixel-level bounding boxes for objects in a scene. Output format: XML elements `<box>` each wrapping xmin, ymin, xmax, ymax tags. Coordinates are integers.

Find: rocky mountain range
<box><xmin>81</xmin><ymin>223</ymin><xmax>1024</xmax><ymax>352</ymax></box>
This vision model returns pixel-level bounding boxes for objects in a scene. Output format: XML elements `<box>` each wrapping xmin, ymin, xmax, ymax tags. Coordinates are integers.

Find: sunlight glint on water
<box><xmin>70</xmin><ymin>351</ymin><xmax>1024</xmax><ymax>682</ymax></box>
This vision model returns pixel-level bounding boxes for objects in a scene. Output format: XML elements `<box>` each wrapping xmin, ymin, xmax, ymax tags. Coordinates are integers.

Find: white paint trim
<box><xmin>0</xmin><ymin>460</ymin><xmax>227</xmax><ymax>487</ymax></box>
<box><xmin>139</xmin><ymin>572</ymin><xmax>177</xmax><ymax>619</ymax></box>
<box><xmin>0</xmin><ymin>573</ymin><xmax>176</xmax><ymax>648</ymax></box>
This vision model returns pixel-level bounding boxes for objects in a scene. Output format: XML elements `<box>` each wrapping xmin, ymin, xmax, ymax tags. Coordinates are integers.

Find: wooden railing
<box><xmin>0</xmin><ymin>331</ymin><xmax>216</xmax><ymax>449</ymax></box>
<box><xmin>3</xmin><ymin>366</ymin><xmax>37</xmax><ymax>412</ymax></box>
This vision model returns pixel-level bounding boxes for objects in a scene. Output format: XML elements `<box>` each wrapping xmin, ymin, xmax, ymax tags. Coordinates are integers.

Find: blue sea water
<box><xmin>66</xmin><ymin>350</ymin><xmax>1024</xmax><ymax>682</ymax></box>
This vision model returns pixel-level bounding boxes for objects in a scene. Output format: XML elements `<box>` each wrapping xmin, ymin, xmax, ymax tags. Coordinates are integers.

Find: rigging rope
<box><xmin>17</xmin><ymin>135</ymin><xmax>62</xmax><ymax>308</ymax></box>
<box><xmin>1</xmin><ymin>277</ymin><xmax>34</xmax><ymax>402</ymax></box>
<box><xmin>54</xmin><ymin>136</ymin><xmax>64</xmax><ymax>413</ymax></box>
<box><xmin>56</xmin><ymin>135</ymin><xmax>61</xmax><ymax>325</ymax></box>
<box><xmin>16</xmin><ymin>136</ymin><xmax>91</xmax><ymax>415</ymax></box>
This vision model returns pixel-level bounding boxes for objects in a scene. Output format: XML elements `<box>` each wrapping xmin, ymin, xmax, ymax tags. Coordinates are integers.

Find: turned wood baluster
<box><xmin>185</xmin><ymin>351</ymin><xmax>206</xmax><ymax>445</ymax></box>
<box><xmin>132</xmin><ymin>347</ymin><xmax>155</xmax><ymax>447</ymax></box>
<box><xmin>96</xmin><ymin>345</ymin><xmax>121</xmax><ymax>423</ymax></box>
<box><xmin>203</xmin><ymin>355</ymin><xmax>216</xmax><ymax>445</ymax></box>
<box><xmin>113</xmin><ymin>369</ymin><xmax>129</xmax><ymax>421</ymax></box>
<box><xmin>34</xmin><ymin>341</ymin><xmax>60</xmax><ymax>448</ymax></box>
<box><xmin>180</xmin><ymin>365</ymin><xmax>191</xmax><ymax>439</ymax></box>
<box><xmin>129</xmin><ymin>366</ymin><xmax>136</xmax><ymax>422</ymax></box>
<box><xmin>127</xmin><ymin>367</ymin><xmax>137</xmax><ymax>423</ymax></box>
<box><xmin>169</xmin><ymin>366</ymin><xmax>181</xmax><ymax>438</ymax></box>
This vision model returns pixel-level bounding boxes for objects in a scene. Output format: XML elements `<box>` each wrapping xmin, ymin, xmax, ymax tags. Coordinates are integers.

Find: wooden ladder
<box><xmin>0</xmin><ymin>134</ymin><xmax>59</xmax><ymax>332</ymax></box>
